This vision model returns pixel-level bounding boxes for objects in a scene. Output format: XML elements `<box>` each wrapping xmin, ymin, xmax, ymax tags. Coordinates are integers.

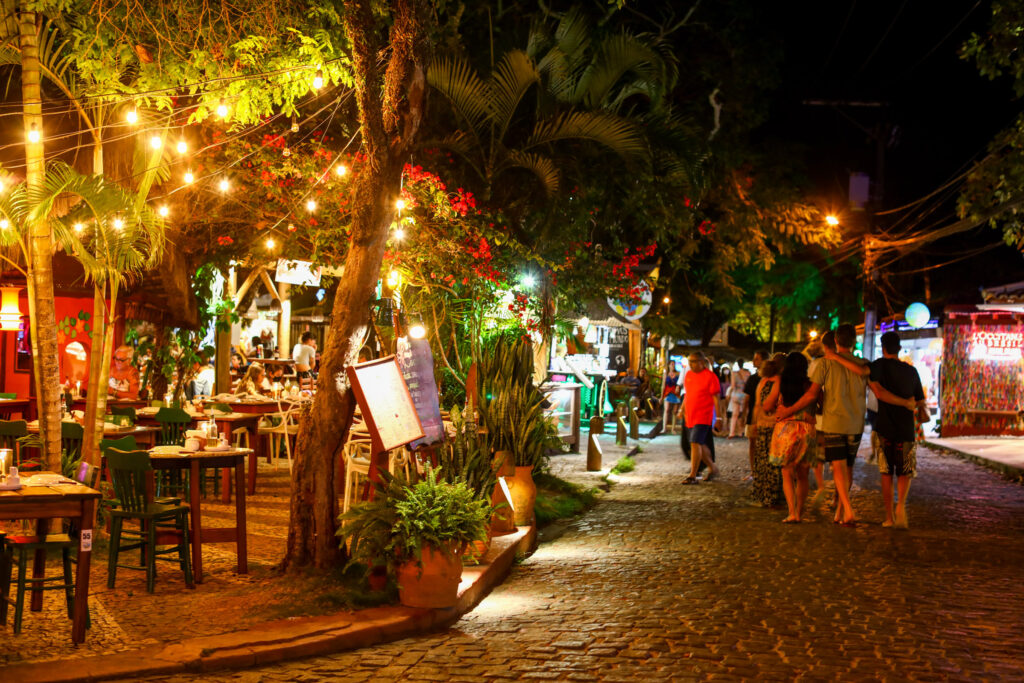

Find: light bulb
<box><xmin>158</xmin><ymin>205</ymin><xmax>169</xmax><ymax>218</ymax></box>
<box><xmin>0</xmin><ymin>219</ymin><xmax>9</xmax><ymax>230</ymax></box>
<box><xmin>387</xmin><ymin>270</ymin><xmax>400</xmax><ymax>287</ymax></box>
<box><xmin>126</xmin><ymin>109</ymin><xmax>138</xmax><ymax>124</ymax></box>
<box><xmin>112</xmin><ymin>217</ymin><xmax>124</xmax><ymax>231</ymax></box>
<box><xmin>522</xmin><ymin>274</ymin><xmax>537</xmax><ymax>288</ymax></box>
<box><xmin>0</xmin><ymin>180</ymin><xmax>4</xmax><ymax>192</ymax></box>
<box><xmin>335</xmin><ymin>164</ymin><xmax>347</xmax><ymax>177</ymax></box>
<box><xmin>73</xmin><ymin>222</ymin><xmax>84</xmax><ymax>234</ymax></box>
<box><xmin>662</xmin><ymin>296</ymin><xmax>671</xmax><ymax>304</ymax></box>
<box><xmin>219</xmin><ymin>178</ymin><xmax>230</xmax><ymax>193</ymax></box>
<box><xmin>27</xmin><ymin>125</ymin><xmax>40</xmax><ymax>144</ymax></box>
<box><xmin>306</xmin><ymin>199</ymin><xmax>316</xmax><ymax>212</ymax></box>
<box><xmin>409</xmin><ymin>324</ymin><xmax>426</xmax><ymax>339</ymax></box>
<box><xmin>216</xmin><ymin>102</ymin><xmax>228</xmax><ymax>118</ymax></box>
<box><xmin>266</xmin><ymin>237</ymin><xmax>276</xmax><ymax>249</ymax></box>
<box><xmin>287</xmin><ymin>223</ymin><xmax>296</xmax><ymax>232</ymax></box>
<box><xmin>312</xmin><ymin>71</ymin><xmax>324</xmax><ymax>90</ymax></box>
<box><xmin>149</xmin><ymin>135</ymin><xmax>162</xmax><ymax>149</ymax></box>
<box><xmin>395</xmin><ymin>199</ymin><xmax>406</xmax><ymax>211</ymax></box>
<box><xmin>184</xmin><ymin>170</ymin><xmax>195</xmax><ymax>184</ymax></box>
<box><xmin>393</xmin><ymin>228</ymin><xmax>405</xmax><ymax>240</ymax></box>
<box><xmin>176</xmin><ymin>140</ymin><xmax>187</xmax><ymax>154</ymax></box>
<box><xmin>825</xmin><ymin>214</ymin><xmax>839</xmax><ymax>227</ymax></box>
<box><xmin>291</xmin><ymin>117</ymin><xmax>299</xmax><ymax>133</ymax></box>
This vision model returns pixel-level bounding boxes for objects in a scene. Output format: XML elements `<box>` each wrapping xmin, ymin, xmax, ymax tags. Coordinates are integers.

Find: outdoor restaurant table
<box><xmin>145</xmin><ymin>447</ymin><xmax>251</xmax><ymax>584</ymax></box>
<box><xmin>27</xmin><ymin>421</ymin><xmax>160</xmax><ymax>448</ymax></box>
<box><xmin>137</xmin><ymin>408</ymin><xmax>264</xmax><ymax>501</ymax></box>
<box><xmin>71</xmin><ymin>397</ymin><xmax>149</xmax><ymax>412</ymax></box>
<box><xmin>0</xmin><ymin>396</ymin><xmax>32</xmax><ymax>420</ymax></box>
<box><xmin>0</xmin><ymin>472</ymin><xmax>100</xmax><ymax>643</ymax></box>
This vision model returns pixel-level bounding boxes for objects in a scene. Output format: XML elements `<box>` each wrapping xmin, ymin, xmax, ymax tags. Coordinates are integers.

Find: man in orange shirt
<box><xmin>681</xmin><ymin>351</ymin><xmax>723</xmax><ymax>484</ymax></box>
<box><xmin>108</xmin><ymin>345</ymin><xmax>140</xmax><ymax>399</ymax></box>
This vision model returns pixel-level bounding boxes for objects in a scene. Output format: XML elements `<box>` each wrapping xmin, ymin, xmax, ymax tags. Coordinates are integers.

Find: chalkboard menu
<box><xmin>396</xmin><ymin>337</ymin><xmax>445</xmax><ymax>449</ymax></box>
<box><xmin>347</xmin><ymin>356</ymin><xmax>425</xmax><ymax>453</ymax></box>
<box><xmin>607</xmin><ymin>327</ymin><xmax>630</xmax><ymax>373</ymax></box>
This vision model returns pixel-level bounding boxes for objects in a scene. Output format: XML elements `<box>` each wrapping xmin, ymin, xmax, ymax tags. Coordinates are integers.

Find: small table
<box><xmin>71</xmin><ymin>398</ymin><xmax>149</xmax><ymax>412</ymax></box>
<box><xmin>0</xmin><ymin>397</ymin><xmax>31</xmax><ymax>420</ymax></box>
<box><xmin>27</xmin><ymin>422</ymin><xmax>160</xmax><ymax>448</ymax></box>
<box><xmin>0</xmin><ymin>474</ymin><xmax>100</xmax><ymax>643</ymax></box>
<box><xmin>147</xmin><ymin>448</ymin><xmax>251</xmax><ymax>584</ymax></box>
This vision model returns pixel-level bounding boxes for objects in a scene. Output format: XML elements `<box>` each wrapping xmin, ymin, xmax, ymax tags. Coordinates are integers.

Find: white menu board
<box><xmin>348</xmin><ymin>356</ymin><xmax>425</xmax><ymax>452</ymax></box>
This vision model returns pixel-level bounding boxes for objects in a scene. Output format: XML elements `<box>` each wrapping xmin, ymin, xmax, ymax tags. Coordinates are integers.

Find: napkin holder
<box><xmin>0</xmin><ymin>466</ymin><xmax>21</xmax><ymax>490</ymax></box>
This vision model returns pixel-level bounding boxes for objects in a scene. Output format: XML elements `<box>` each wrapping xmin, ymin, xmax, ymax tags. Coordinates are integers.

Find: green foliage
<box><xmin>532</xmin><ymin>472</ymin><xmax>599</xmax><ymax>527</ymax></box>
<box><xmin>610</xmin><ymin>456</ymin><xmax>635</xmax><ymax>474</ymax></box>
<box><xmin>438</xmin><ymin>404</ymin><xmax>497</xmax><ymax>502</ymax></box>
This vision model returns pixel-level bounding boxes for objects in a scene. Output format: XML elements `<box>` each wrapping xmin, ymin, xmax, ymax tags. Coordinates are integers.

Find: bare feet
<box><xmin>882</xmin><ymin>519</ymin><xmax>894</xmax><ymax>528</ymax></box>
<box><xmin>782</xmin><ymin>516</ymin><xmax>800</xmax><ymax>524</ymax></box>
<box><xmin>895</xmin><ymin>506</ymin><xmax>908</xmax><ymax>529</ymax></box>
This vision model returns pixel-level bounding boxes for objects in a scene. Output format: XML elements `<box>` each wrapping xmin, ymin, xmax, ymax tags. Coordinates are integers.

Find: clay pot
<box><xmin>490</xmin><ymin>479</ymin><xmax>516</xmax><ymax>535</ymax></box>
<box><xmin>493</xmin><ymin>450</ymin><xmax>515</xmax><ymax>477</ymax></box>
<box><xmin>396</xmin><ymin>544</ymin><xmax>463</xmax><ymax>609</ymax></box>
<box><xmin>367</xmin><ymin>565</ymin><xmax>388</xmax><ymax>592</ymax></box>
<box><xmin>506</xmin><ymin>465</ymin><xmax>537</xmax><ymax>526</ymax></box>
<box><xmin>462</xmin><ymin>536</ymin><xmax>491</xmax><ymax>564</ymax></box>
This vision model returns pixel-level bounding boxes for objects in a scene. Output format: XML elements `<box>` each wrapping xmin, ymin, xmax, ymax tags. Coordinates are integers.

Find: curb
<box><xmin>924</xmin><ymin>440</ymin><xmax>1024</xmax><ymax>479</ymax></box>
<box><xmin>5</xmin><ymin>526</ymin><xmax>537</xmax><ymax>683</ymax></box>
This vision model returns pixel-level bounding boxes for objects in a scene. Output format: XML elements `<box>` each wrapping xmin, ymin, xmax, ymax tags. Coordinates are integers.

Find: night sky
<box><xmin>764</xmin><ymin>1</ymin><xmax>1023</xmax><ymax>307</ymax></box>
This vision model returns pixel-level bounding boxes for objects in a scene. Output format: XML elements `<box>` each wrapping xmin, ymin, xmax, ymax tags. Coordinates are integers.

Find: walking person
<box><xmin>750</xmin><ymin>357</ymin><xmax>784</xmax><ymax>507</ymax></box>
<box><xmin>681</xmin><ymin>351</ymin><xmax>722</xmax><ymax>485</ymax></box>
<box><xmin>769</xmin><ymin>353</ymin><xmax>817</xmax><ymax>523</ymax></box>
<box><xmin>828</xmin><ymin>332</ymin><xmax>922</xmax><ymax>528</ymax></box>
<box><xmin>776</xmin><ymin>324</ymin><xmax>866</xmax><ymax>525</ymax></box>
<box><xmin>727</xmin><ymin>360</ymin><xmax>749</xmax><ymax>438</ymax></box>
<box><xmin>662</xmin><ymin>362</ymin><xmax>682</xmax><ymax>431</ymax></box>
<box><xmin>804</xmin><ymin>334</ymin><xmax>829</xmax><ymax>500</ymax></box>
<box><xmin>743</xmin><ymin>350</ymin><xmax>768</xmax><ymax>474</ymax></box>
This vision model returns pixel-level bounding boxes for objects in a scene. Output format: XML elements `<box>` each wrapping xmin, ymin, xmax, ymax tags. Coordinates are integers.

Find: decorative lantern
<box><xmin>0</xmin><ymin>287</ymin><xmax>22</xmax><ymax>331</ymax></box>
<box><xmin>905</xmin><ymin>302</ymin><xmax>931</xmax><ymax>329</ymax></box>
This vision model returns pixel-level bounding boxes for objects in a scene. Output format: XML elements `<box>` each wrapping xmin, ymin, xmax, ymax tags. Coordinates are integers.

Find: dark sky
<box><xmin>763</xmin><ymin>1</ymin><xmax>1023</xmax><ymax>305</ymax></box>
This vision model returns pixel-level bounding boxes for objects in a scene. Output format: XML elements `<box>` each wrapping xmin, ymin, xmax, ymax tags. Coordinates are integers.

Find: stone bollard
<box><xmin>629</xmin><ymin>410</ymin><xmax>639</xmax><ymax>441</ymax></box>
<box><xmin>616</xmin><ymin>416</ymin><xmax>628</xmax><ymax>446</ymax></box>
<box><xmin>589</xmin><ymin>415</ymin><xmax>605</xmax><ymax>436</ymax></box>
<box><xmin>586</xmin><ymin>433</ymin><xmax>603</xmax><ymax>471</ymax></box>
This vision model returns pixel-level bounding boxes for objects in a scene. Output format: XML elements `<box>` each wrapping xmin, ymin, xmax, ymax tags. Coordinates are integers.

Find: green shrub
<box><xmin>611</xmin><ymin>456</ymin><xmax>635</xmax><ymax>474</ymax></box>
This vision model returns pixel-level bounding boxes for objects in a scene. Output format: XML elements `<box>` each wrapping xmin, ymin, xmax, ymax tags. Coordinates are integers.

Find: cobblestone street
<box><xmin>143</xmin><ymin>432</ymin><xmax>1024</xmax><ymax>682</ymax></box>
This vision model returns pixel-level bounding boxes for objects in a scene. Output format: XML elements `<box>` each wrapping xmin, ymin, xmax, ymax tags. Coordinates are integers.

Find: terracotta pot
<box><xmin>490</xmin><ymin>480</ymin><xmax>516</xmax><ymax>535</ymax></box>
<box><xmin>397</xmin><ymin>544</ymin><xmax>463</xmax><ymax>609</ymax></box>
<box><xmin>506</xmin><ymin>465</ymin><xmax>537</xmax><ymax>526</ymax></box>
<box><xmin>493</xmin><ymin>450</ymin><xmax>515</xmax><ymax>477</ymax></box>
<box><xmin>462</xmin><ymin>536</ymin><xmax>491</xmax><ymax>564</ymax></box>
<box><xmin>367</xmin><ymin>565</ymin><xmax>388</xmax><ymax>592</ymax></box>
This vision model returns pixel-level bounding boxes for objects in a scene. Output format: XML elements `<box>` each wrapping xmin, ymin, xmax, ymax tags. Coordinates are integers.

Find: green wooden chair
<box><xmin>105</xmin><ymin>449</ymin><xmax>193</xmax><ymax>594</ymax></box>
<box><xmin>1</xmin><ymin>460</ymin><xmax>96</xmax><ymax>633</ymax></box>
<box><xmin>0</xmin><ymin>392</ymin><xmax>16</xmax><ymax>421</ymax></box>
<box><xmin>61</xmin><ymin>421</ymin><xmax>84</xmax><ymax>463</ymax></box>
<box><xmin>154</xmin><ymin>408</ymin><xmax>193</xmax><ymax>497</ymax></box>
<box><xmin>0</xmin><ymin>419</ymin><xmax>34</xmax><ymax>471</ymax></box>
<box><xmin>110</xmin><ymin>406</ymin><xmax>137</xmax><ymax>425</ymax></box>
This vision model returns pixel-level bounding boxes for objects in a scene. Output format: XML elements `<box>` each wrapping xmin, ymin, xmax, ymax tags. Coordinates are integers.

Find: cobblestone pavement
<box><xmin>144</xmin><ymin>432</ymin><xmax>1024</xmax><ymax>682</ymax></box>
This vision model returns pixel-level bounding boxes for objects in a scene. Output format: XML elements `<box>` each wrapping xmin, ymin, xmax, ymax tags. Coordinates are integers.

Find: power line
<box><xmin>854</xmin><ymin>0</ymin><xmax>909</xmax><ymax>77</ymax></box>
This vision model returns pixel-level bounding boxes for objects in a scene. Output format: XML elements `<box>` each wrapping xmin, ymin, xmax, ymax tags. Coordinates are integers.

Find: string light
<box><xmin>73</xmin><ymin>222</ymin><xmax>84</xmax><ymax>234</ymax></box>
<box><xmin>522</xmin><ymin>274</ymin><xmax>537</xmax><ymax>288</ymax></box>
<box><xmin>335</xmin><ymin>164</ymin><xmax>347</xmax><ymax>177</ymax></box>
<box><xmin>287</xmin><ymin>223</ymin><xmax>296</xmax><ymax>232</ymax></box>
<box><xmin>158</xmin><ymin>205</ymin><xmax>169</xmax><ymax>218</ymax></box>
<box><xmin>126</xmin><ymin>109</ymin><xmax>138</xmax><ymax>124</ymax></box>
<box><xmin>291</xmin><ymin>117</ymin><xmax>299</xmax><ymax>133</ymax></box>
<box><xmin>393</xmin><ymin>227</ymin><xmax>405</xmax><ymax>240</ymax></box>
<box><xmin>387</xmin><ymin>270</ymin><xmax>400</xmax><ymax>287</ymax></box>
<box><xmin>266</xmin><ymin>237</ymin><xmax>276</xmax><ymax>249</ymax></box>
<box><xmin>395</xmin><ymin>199</ymin><xmax>406</xmax><ymax>211</ymax></box>
<box><xmin>283</xmin><ymin>146</ymin><xmax>291</xmax><ymax>157</ymax></box>
<box><xmin>312</xmin><ymin>71</ymin><xmax>324</xmax><ymax>90</ymax></box>
<box><xmin>219</xmin><ymin>178</ymin><xmax>230</xmax><ymax>193</ymax></box>
<box><xmin>112</xmin><ymin>217</ymin><xmax>124</xmax><ymax>231</ymax></box>
<box><xmin>184</xmin><ymin>170</ymin><xmax>195</xmax><ymax>184</ymax></box>
<box><xmin>0</xmin><ymin>219</ymin><xmax>9</xmax><ymax>230</ymax></box>
<box><xmin>216</xmin><ymin>101</ymin><xmax>229</xmax><ymax>118</ymax></box>
<box><xmin>27</xmin><ymin>124</ymin><xmax>40</xmax><ymax>144</ymax></box>
<box><xmin>149</xmin><ymin>135</ymin><xmax>162</xmax><ymax>149</ymax></box>
<box><xmin>305</xmin><ymin>199</ymin><xmax>316</xmax><ymax>212</ymax></box>
<box><xmin>176</xmin><ymin>140</ymin><xmax>187</xmax><ymax>154</ymax></box>
<box><xmin>409</xmin><ymin>324</ymin><xmax>426</xmax><ymax>339</ymax></box>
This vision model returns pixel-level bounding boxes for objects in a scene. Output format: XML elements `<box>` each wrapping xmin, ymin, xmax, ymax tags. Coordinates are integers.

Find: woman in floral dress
<box><xmin>750</xmin><ymin>358</ymin><xmax>784</xmax><ymax>507</ymax></box>
<box><xmin>769</xmin><ymin>352</ymin><xmax>817</xmax><ymax>523</ymax></box>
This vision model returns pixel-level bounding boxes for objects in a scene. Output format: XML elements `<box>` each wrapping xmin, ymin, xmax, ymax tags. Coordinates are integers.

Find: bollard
<box><xmin>629</xmin><ymin>410</ymin><xmax>639</xmax><ymax>440</ymax></box>
<box><xmin>589</xmin><ymin>415</ymin><xmax>605</xmax><ymax>436</ymax></box>
<box><xmin>616</xmin><ymin>415</ymin><xmax>628</xmax><ymax>446</ymax></box>
<box><xmin>586</xmin><ymin>433</ymin><xmax>603</xmax><ymax>471</ymax></box>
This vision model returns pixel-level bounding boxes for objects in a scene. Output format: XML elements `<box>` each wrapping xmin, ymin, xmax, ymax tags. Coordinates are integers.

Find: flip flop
<box><xmin>682</xmin><ymin>476</ymin><xmax>699</xmax><ymax>485</ymax></box>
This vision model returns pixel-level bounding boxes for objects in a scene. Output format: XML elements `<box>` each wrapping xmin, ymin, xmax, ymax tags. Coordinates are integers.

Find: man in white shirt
<box><xmin>292</xmin><ymin>331</ymin><xmax>317</xmax><ymax>378</ymax></box>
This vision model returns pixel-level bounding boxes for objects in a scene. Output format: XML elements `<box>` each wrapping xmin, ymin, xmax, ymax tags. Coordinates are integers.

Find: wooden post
<box><xmin>616</xmin><ymin>401</ymin><xmax>628</xmax><ymax>446</ymax></box>
<box><xmin>629</xmin><ymin>407</ymin><xmax>639</xmax><ymax>440</ymax></box>
<box><xmin>277</xmin><ymin>281</ymin><xmax>291</xmax><ymax>358</ymax></box>
<box><xmin>589</xmin><ymin>415</ymin><xmax>604</xmax><ymax>436</ymax></box>
<box><xmin>586</xmin><ymin>432</ymin><xmax>602</xmax><ymax>471</ymax></box>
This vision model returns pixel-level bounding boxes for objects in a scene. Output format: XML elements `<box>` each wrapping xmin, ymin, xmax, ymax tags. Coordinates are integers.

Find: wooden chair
<box><xmin>154</xmin><ymin>408</ymin><xmax>192</xmax><ymax>496</ymax></box>
<box><xmin>109</xmin><ymin>406</ymin><xmax>137</xmax><ymax>425</ymax></box>
<box><xmin>0</xmin><ymin>419</ymin><xmax>33</xmax><ymax>471</ymax></box>
<box><xmin>61</xmin><ymin>421</ymin><xmax>85</xmax><ymax>463</ymax></box>
<box><xmin>105</xmin><ymin>449</ymin><xmax>193</xmax><ymax>593</ymax></box>
<box><xmin>258</xmin><ymin>401</ymin><xmax>300</xmax><ymax>470</ymax></box>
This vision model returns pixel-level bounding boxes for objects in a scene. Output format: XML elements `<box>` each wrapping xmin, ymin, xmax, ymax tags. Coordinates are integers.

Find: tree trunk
<box><xmin>20</xmin><ymin>8</ymin><xmax>61</xmax><ymax>468</ymax></box>
<box><xmin>768</xmin><ymin>302</ymin><xmax>777</xmax><ymax>354</ymax></box>
<box><xmin>282</xmin><ymin>0</ymin><xmax>429</xmax><ymax>572</ymax></box>
<box><xmin>82</xmin><ymin>286</ymin><xmax>107</xmax><ymax>464</ymax></box>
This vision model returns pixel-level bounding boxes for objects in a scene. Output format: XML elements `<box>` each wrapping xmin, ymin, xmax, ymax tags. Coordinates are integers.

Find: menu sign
<box><xmin>396</xmin><ymin>337</ymin><xmax>445</xmax><ymax>449</ymax></box>
<box><xmin>969</xmin><ymin>331</ymin><xmax>1024</xmax><ymax>362</ymax></box>
<box><xmin>347</xmin><ymin>356</ymin><xmax>425</xmax><ymax>453</ymax></box>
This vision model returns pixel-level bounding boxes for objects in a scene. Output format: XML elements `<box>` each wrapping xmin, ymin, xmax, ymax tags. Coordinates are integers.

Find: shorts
<box><xmin>688</xmin><ymin>424</ymin><xmax>712</xmax><ymax>446</ymax></box>
<box><xmin>874</xmin><ymin>435</ymin><xmax>917</xmax><ymax>477</ymax></box>
<box><xmin>822</xmin><ymin>432</ymin><xmax>861</xmax><ymax>467</ymax></box>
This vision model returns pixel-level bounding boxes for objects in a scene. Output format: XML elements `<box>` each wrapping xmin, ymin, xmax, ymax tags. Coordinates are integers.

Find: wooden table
<box><xmin>0</xmin><ymin>397</ymin><xmax>32</xmax><ymax>420</ymax></box>
<box><xmin>28</xmin><ymin>422</ymin><xmax>160</xmax><ymax>448</ymax></box>
<box><xmin>0</xmin><ymin>474</ymin><xmax>100</xmax><ymax>643</ymax></box>
<box><xmin>147</xmin><ymin>449</ymin><xmax>251</xmax><ymax>584</ymax></box>
<box><xmin>71</xmin><ymin>397</ymin><xmax>149</xmax><ymax>412</ymax></box>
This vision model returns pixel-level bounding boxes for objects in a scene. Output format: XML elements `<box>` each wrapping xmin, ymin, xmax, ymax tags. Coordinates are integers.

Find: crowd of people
<box><xmin>668</xmin><ymin>324</ymin><xmax>928</xmax><ymax>529</ymax></box>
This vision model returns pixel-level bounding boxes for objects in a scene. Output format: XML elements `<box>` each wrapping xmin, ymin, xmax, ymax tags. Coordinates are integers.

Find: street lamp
<box><xmin>825</xmin><ymin>214</ymin><xmax>839</xmax><ymax>227</ymax></box>
<box><xmin>809</xmin><ymin>330</ymin><xmax>819</xmax><ymax>340</ymax></box>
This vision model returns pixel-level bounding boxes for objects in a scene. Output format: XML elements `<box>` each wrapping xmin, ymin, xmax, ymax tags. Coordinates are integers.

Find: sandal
<box><xmin>682</xmin><ymin>476</ymin><xmax>699</xmax><ymax>485</ymax></box>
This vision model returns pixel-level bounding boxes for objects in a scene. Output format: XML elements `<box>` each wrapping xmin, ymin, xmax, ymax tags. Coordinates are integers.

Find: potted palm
<box><xmin>338</xmin><ymin>467</ymin><xmax>490</xmax><ymax>608</ymax></box>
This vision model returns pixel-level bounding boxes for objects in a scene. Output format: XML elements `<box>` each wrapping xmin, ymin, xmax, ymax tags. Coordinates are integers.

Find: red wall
<box><xmin>2</xmin><ymin>294</ymin><xmax>124</xmax><ymax>398</ymax></box>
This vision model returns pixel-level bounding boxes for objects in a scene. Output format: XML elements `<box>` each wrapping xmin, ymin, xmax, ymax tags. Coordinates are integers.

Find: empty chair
<box><xmin>61</xmin><ymin>421</ymin><xmax>84</xmax><ymax>463</ymax></box>
<box><xmin>109</xmin><ymin>406</ymin><xmax>137</xmax><ymax>425</ymax></box>
<box><xmin>0</xmin><ymin>420</ymin><xmax>33</xmax><ymax>471</ymax></box>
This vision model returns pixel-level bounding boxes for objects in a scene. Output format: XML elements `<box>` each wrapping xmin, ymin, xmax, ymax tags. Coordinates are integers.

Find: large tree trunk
<box><xmin>20</xmin><ymin>8</ymin><xmax>61</xmax><ymax>468</ymax></box>
<box><xmin>282</xmin><ymin>0</ymin><xmax>429</xmax><ymax>572</ymax></box>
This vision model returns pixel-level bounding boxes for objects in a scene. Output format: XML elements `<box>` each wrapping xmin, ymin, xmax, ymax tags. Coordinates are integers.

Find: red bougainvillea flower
<box><xmin>217</xmin><ymin>235</ymin><xmax>234</xmax><ymax>246</ymax></box>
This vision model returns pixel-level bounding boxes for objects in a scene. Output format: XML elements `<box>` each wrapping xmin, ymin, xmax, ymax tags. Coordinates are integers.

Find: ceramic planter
<box><xmin>490</xmin><ymin>479</ymin><xmax>516</xmax><ymax>535</ymax></box>
<box><xmin>506</xmin><ymin>465</ymin><xmax>537</xmax><ymax>526</ymax></box>
<box><xmin>396</xmin><ymin>544</ymin><xmax>463</xmax><ymax>608</ymax></box>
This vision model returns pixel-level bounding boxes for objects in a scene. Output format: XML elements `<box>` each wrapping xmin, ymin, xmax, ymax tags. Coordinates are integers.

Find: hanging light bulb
<box><xmin>306</xmin><ymin>199</ymin><xmax>316</xmax><ymax>212</ymax></box>
<box><xmin>291</xmin><ymin>117</ymin><xmax>299</xmax><ymax>133</ymax></box>
<box><xmin>393</xmin><ymin>227</ymin><xmax>405</xmax><ymax>240</ymax></box>
<box><xmin>387</xmin><ymin>270</ymin><xmax>400</xmax><ymax>287</ymax></box>
<box><xmin>27</xmin><ymin>124</ymin><xmax>40</xmax><ymax>144</ymax></box>
<box><xmin>176</xmin><ymin>140</ymin><xmax>187</xmax><ymax>154</ymax></box>
<box><xmin>335</xmin><ymin>164</ymin><xmax>348</xmax><ymax>177</ymax></box>
<box><xmin>149</xmin><ymin>135</ymin><xmax>162</xmax><ymax>149</ymax></box>
<box><xmin>395</xmin><ymin>198</ymin><xmax>406</xmax><ymax>211</ymax></box>
<box><xmin>0</xmin><ymin>219</ymin><xmax>9</xmax><ymax>230</ymax></box>
<box><xmin>73</xmin><ymin>222</ymin><xmax>84</xmax><ymax>234</ymax></box>
<box><xmin>216</xmin><ymin>101</ymin><xmax>229</xmax><ymax>118</ymax></box>
<box><xmin>158</xmin><ymin>205</ymin><xmax>169</xmax><ymax>218</ymax></box>
<box><xmin>184</xmin><ymin>170</ymin><xmax>195</xmax><ymax>184</ymax></box>
<box><xmin>409</xmin><ymin>324</ymin><xmax>426</xmax><ymax>339</ymax></box>
<box><xmin>126</xmin><ymin>108</ymin><xmax>138</xmax><ymax>124</ymax></box>
<box><xmin>283</xmin><ymin>146</ymin><xmax>291</xmax><ymax>157</ymax></box>
<box><xmin>287</xmin><ymin>223</ymin><xmax>296</xmax><ymax>232</ymax></box>
<box><xmin>219</xmin><ymin>178</ymin><xmax>230</xmax><ymax>193</ymax></box>
<box><xmin>312</xmin><ymin>70</ymin><xmax>324</xmax><ymax>90</ymax></box>
<box><xmin>266</xmin><ymin>237</ymin><xmax>276</xmax><ymax>249</ymax></box>
<box><xmin>112</xmin><ymin>217</ymin><xmax>124</xmax><ymax>231</ymax></box>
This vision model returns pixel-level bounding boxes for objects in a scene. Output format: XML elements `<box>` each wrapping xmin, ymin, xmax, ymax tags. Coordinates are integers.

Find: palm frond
<box><xmin>524</xmin><ymin>111</ymin><xmax>648</xmax><ymax>161</ymax></box>
<box><xmin>552</xmin><ymin>8</ymin><xmax>592</xmax><ymax>74</ymax></box>
<box><xmin>489</xmin><ymin>50</ymin><xmax>540</xmax><ymax>140</ymax></box>
<box><xmin>501</xmin><ymin>150</ymin><xmax>560</xmax><ymax>197</ymax></box>
<box><xmin>427</xmin><ymin>56</ymin><xmax>492</xmax><ymax>133</ymax></box>
<box><xmin>573</xmin><ymin>33</ymin><xmax>667</xmax><ymax>111</ymax></box>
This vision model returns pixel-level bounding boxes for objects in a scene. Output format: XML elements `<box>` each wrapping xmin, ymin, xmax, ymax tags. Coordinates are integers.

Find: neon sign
<box><xmin>969</xmin><ymin>331</ymin><xmax>1023</xmax><ymax>362</ymax></box>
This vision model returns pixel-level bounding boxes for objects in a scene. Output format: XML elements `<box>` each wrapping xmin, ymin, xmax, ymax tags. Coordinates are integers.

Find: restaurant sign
<box><xmin>275</xmin><ymin>259</ymin><xmax>322</xmax><ymax>286</ymax></box>
<box><xmin>969</xmin><ymin>331</ymin><xmax>1023</xmax><ymax>362</ymax></box>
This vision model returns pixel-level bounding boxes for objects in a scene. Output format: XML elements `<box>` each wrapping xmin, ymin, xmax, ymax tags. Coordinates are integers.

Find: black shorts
<box><xmin>822</xmin><ymin>432</ymin><xmax>861</xmax><ymax>467</ymax></box>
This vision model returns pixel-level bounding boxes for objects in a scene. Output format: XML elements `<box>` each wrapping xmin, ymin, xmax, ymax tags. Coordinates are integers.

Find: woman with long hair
<box><xmin>236</xmin><ymin>362</ymin><xmax>270</xmax><ymax>398</ymax></box>
<box><xmin>728</xmin><ymin>361</ymin><xmax>750</xmax><ymax>438</ymax></box>
<box><xmin>751</xmin><ymin>358</ymin><xmax>784</xmax><ymax>506</ymax></box>
<box><xmin>662</xmin><ymin>361</ymin><xmax>681</xmax><ymax>429</ymax></box>
<box><xmin>769</xmin><ymin>352</ymin><xmax>816</xmax><ymax>523</ymax></box>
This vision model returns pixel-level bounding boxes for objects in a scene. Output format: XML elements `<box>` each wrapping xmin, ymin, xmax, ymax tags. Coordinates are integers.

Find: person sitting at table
<box><xmin>235</xmin><ymin>362</ymin><xmax>271</xmax><ymax>397</ymax></box>
<box><xmin>108</xmin><ymin>345</ymin><xmax>140</xmax><ymax>399</ymax></box>
<box><xmin>292</xmin><ymin>331</ymin><xmax>317</xmax><ymax>378</ymax></box>
<box><xmin>187</xmin><ymin>358</ymin><xmax>216</xmax><ymax>399</ymax></box>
